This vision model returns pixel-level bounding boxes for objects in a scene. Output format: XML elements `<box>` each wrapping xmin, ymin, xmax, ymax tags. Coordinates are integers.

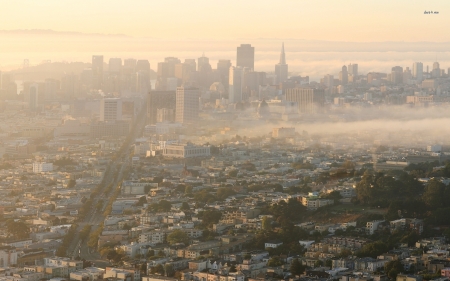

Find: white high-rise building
<box><xmin>100</xmin><ymin>98</ymin><xmax>122</xmax><ymax>122</ymax></box>
<box><xmin>413</xmin><ymin>62</ymin><xmax>423</xmax><ymax>82</ymax></box>
<box><xmin>175</xmin><ymin>87</ymin><xmax>199</xmax><ymax>123</ymax></box>
<box><xmin>229</xmin><ymin>66</ymin><xmax>243</xmax><ymax>103</ymax></box>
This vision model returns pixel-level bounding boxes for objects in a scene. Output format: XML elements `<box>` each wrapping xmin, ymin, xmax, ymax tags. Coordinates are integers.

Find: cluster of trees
<box><xmin>356</xmin><ymin>171</ymin><xmax>450</xmax><ymax>229</ymax></box>
<box><xmin>193</xmin><ymin>189</ymin><xmax>216</xmax><ymax>203</ymax></box>
<box><xmin>355</xmin><ymin>171</ymin><xmax>423</xmax><ymax>205</ymax></box>
<box><xmin>5</xmin><ymin>220</ymin><xmax>29</xmax><ymax>239</ymax></box>
<box><xmin>99</xmin><ymin>243</ymin><xmax>126</xmax><ymax>263</ymax></box>
<box><xmin>55</xmin><ymin>224</ymin><xmax>78</xmax><ymax>257</ymax></box>
<box><xmin>147</xmin><ymin>200</ymin><xmax>172</xmax><ymax>212</ymax></box>
<box><xmin>197</xmin><ymin>209</ymin><xmax>222</xmax><ymax>228</ymax></box>
<box><xmin>291</xmin><ymin>162</ymin><xmax>315</xmax><ymax>170</ymax></box>
<box><xmin>78</xmin><ymin>197</ymin><xmax>92</xmax><ymax>220</ymax></box>
<box><xmin>87</xmin><ymin>224</ymin><xmax>103</xmax><ymax>249</ymax></box>
<box><xmin>135</xmin><ymin>196</ymin><xmax>147</xmax><ymax>207</ymax></box>
<box><xmin>216</xmin><ymin>187</ymin><xmax>236</xmax><ymax>201</ymax></box>
<box><xmin>103</xmin><ymin>182</ymin><xmax>122</xmax><ymax>216</ymax></box>
<box><xmin>266</xmin><ymin>198</ymin><xmax>306</xmax><ymax>222</ymax></box>
<box><xmin>53</xmin><ymin>157</ymin><xmax>77</xmax><ymax>167</ymax></box>
<box><xmin>356</xmin><ymin>229</ymin><xmax>420</xmax><ymax>258</ymax></box>
<box><xmin>166</xmin><ymin>229</ymin><xmax>190</xmax><ymax>245</ymax></box>
<box><xmin>405</xmin><ymin>161</ymin><xmax>450</xmax><ymax>178</ymax></box>
<box><xmin>149</xmin><ymin>264</ymin><xmax>175</xmax><ymax>277</ymax></box>
<box><xmin>79</xmin><ymin>225</ymin><xmax>91</xmax><ymax>241</ymax></box>
<box><xmin>67</xmin><ymin>179</ymin><xmax>76</xmax><ymax>188</ymax></box>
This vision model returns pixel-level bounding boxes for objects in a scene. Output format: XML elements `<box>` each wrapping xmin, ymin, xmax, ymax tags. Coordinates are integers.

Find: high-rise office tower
<box><xmin>147</xmin><ymin>91</ymin><xmax>176</xmax><ymax>124</ymax></box>
<box><xmin>285</xmin><ymin>88</ymin><xmax>325</xmax><ymax>114</ymax></box>
<box><xmin>391</xmin><ymin>66</ymin><xmax>403</xmax><ymax>84</ymax></box>
<box><xmin>339</xmin><ymin>65</ymin><xmax>348</xmax><ymax>85</ymax></box>
<box><xmin>229</xmin><ymin>66</ymin><xmax>243</xmax><ymax>103</ymax></box>
<box><xmin>197</xmin><ymin>54</ymin><xmax>212</xmax><ymax>88</ymax></box>
<box><xmin>136</xmin><ymin>60</ymin><xmax>150</xmax><ymax>73</ymax></box>
<box><xmin>323</xmin><ymin>74</ymin><xmax>334</xmax><ymax>88</ymax></box>
<box><xmin>157</xmin><ymin>58</ymin><xmax>180</xmax><ymax>90</ymax></box>
<box><xmin>135</xmin><ymin>60</ymin><xmax>151</xmax><ymax>93</ymax></box>
<box><xmin>403</xmin><ymin>67</ymin><xmax>412</xmax><ymax>83</ymax></box>
<box><xmin>174</xmin><ymin>63</ymin><xmax>193</xmax><ymax>83</ymax></box>
<box><xmin>175</xmin><ymin>87</ymin><xmax>199</xmax><ymax>124</ymax></box>
<box><xmin>184</xmin><ymin>59</ymin><xmax>197</xmax><ymax>72</ymax></box>
<box><xmin>124</xmin><ymin>59</ymin><xmax>137</xmax><ymax>72</ymax></box>
<box><xmin>122</xmin><ymin>59</ymin><xmax>137</xmax><ymax>92</ymax></box>
<box><xmin>106</xmin><ymin>58</ymin><xmax>123</xmax><ymax>94</ymax></box>
<box><xmin>109</xmin><ymin>58</ymin><xmax>122</xmax><ymax>74</ymax></box>
<box><xmin>28</xmin><ymin>83</ymin><xmax>39</xmax><ymax>110</ymax></box>
<box><xmin>412</xmin><ymin>62</ymin><xmax>423</xmax><ymax>82</ymax></box>
<box><xmin>100</xmin><ymin>98</ymin><xmax>122</xmax><ymax>122</ymax></box>
<box><xmin>92</xmin><ymin>55</ymin><xmax>104</xmax><ymax>90</ymax></box>
<box><xmin>432</xmin><ymin>62</ymin><xmax>441</xmax><ymax>78</ymax></box>
<box><xmin>237</xmin><ymin>44</ymin><xmax>255</xmax><ymax>70</ymax></box>
<box><xmin>217</xmin><ymin>60</ymin><xmax>232</xmax><ymax>89</ymax></box>
<box><xmin>243</xmin><ymin>69</ymin><xmax>266</xmax><ymax>99</ymax></box>
<box><xmin>348</xmin><ymin>63</ymin><xmax>358</xmax><ymax>77</ymax></box>
<box><xmin>275</xmin><ymin>43</ymin><xmax>288</xmax><ymax>85</ymax></box>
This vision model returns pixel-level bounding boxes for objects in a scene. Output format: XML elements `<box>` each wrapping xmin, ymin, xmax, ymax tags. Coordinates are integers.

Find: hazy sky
<box><xmin>1</xmin><ymin>0</ymin><xmax>449</xmax><ymax>41</ymax></box>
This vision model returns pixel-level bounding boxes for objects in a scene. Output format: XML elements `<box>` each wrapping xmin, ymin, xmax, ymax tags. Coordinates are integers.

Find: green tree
<box><xmin>262</xmin><ymin>216</ymin><xmax>273</xmax><ymax>231</ymax></box>
<box><xmin>180</xmin><ymin>202</ymin><xmax>190</xmax><ymax>211</ymax></box>
<box><xmin>290</xmin><ymin>258</ymin><xmax>305</xmax><ymax>276</ymax></box>
<box><xmin>185</xmin><ymin>185</ymin><xmax>193</xmax><ymax>194</ymax></box>
<box><xmin>198</xmin><ymin>209</ymin><xmax>222</xmax><ymax>228</ymax></box>
<box><xmin>154</xmin><ymin>264</ymin><xmax>164</xmax><ymax>275</ymax></box>
<box><xmin>423</xmin><ymin>179</ymin><xmax>446</xmax><ymax>208</ymax></box>
<box><xmin>159</xmin><ymin>200</ymin><xmax>172</xmax><ymax>212</ymax></box>
<box><xmin>6</xmin><ymin>220</ymin><xmax>30</xmax><ymax>239</ymax></box>
<box><xmin>314</xmin><ymin>260</ymin><xmax>324</xmax><ymax>268</ymax></box>
<box><xmin>164</xmin><ymin>264</ymin><xmax>175</xmax><ymax>277</ymax></box>
<box><xmin>136</xmin><ymin>196</ymin><xmax>147</xmax><ymax>206</ymax></box>
<box><xmin>217</xmin><ymin>187</ymin><xmax>236</xmax><ymax>201</ymax></box>
<box><xmin>267</xmin><ymin>256</ymin><xmax>283</xmax><ymax>267</ymax></box>
<box><xmin>167</xmin><ymin>229</ymin><xmax>190</xmax><ymax>245</ymax></box>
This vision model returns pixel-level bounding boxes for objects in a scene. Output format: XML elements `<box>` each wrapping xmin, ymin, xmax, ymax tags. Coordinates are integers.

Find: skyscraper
<box><xmin>109</xmin><ymin>58</ymin><xmax>122</xmax><ymax>74</ymax></box>
<box><xmin>92</xmin><ymin>55</ymin><xmax>104</xmax><ymax>90</ymax></box>
<box><xmin>275</xmin><ymin>43</ymin><xmax>288</xmax><ymax>85</ymax></box>
<box><xmin>391</xmin><ymin>66</ymin><xmax>403</xmax><ymax>84</ymax></box>
<box><xmin>136</xmin><ymin>60</ymin><xmax>151</xmax><ymax>93</ymax></box>
<box><xmin>197</xmin><ymin>54</ymin><xmax>212</xmax><ymax>88</ymax></box>
<box><xmin>236</xmin><ymin>44</ymin><xmax>255</xmax><ymax>70</ymax></box>
<box><xmin>100</xmin><ymin>98</ymin><xmax>122</xmax><ymax>122</ymax></box>
<box><xmin>229</xmin><ymin>66</ymin><xmax>243</xmax><ymax>103</ymax></box>
<box><xmin>28</xmin><ymin>83</ymin><xmax>39</xmax><ymax>110</ymax></box>
<box><xmin>176</xmin><ymin>87</ymin><xmax>199</xmax><ymax>124</ymax></box>
<box><xmin>412</xmin><ymin>62</ymin><xmax>423</xmax><ymax>82</ymax></box>
<box><xmin>217</xmin><ymin>60</ymin><xmax>231</xmax><ymax>89</ymax></box>
<box><xmin>348</xmin><ymin>63</ymin><xmax>358</xmax><ymax>76</ymax></box>
<box><xmin>432</xmin><ymin>62</ymin><xmax>441</xmax><ymax>78</ymax></box>
<box><xmin>323</xmin><ymin>74</ymin><xmax>334</xmax><ymax>88</ymax></box>
<box><xmin>123</xmin><ymin>59</ymin><xmax>137</xmax><ymax>92</ymax></box>
<box><xmin>339</xmin><ymin>65</ymin><xmax>348</xmax><ymax>85</ymax></box>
